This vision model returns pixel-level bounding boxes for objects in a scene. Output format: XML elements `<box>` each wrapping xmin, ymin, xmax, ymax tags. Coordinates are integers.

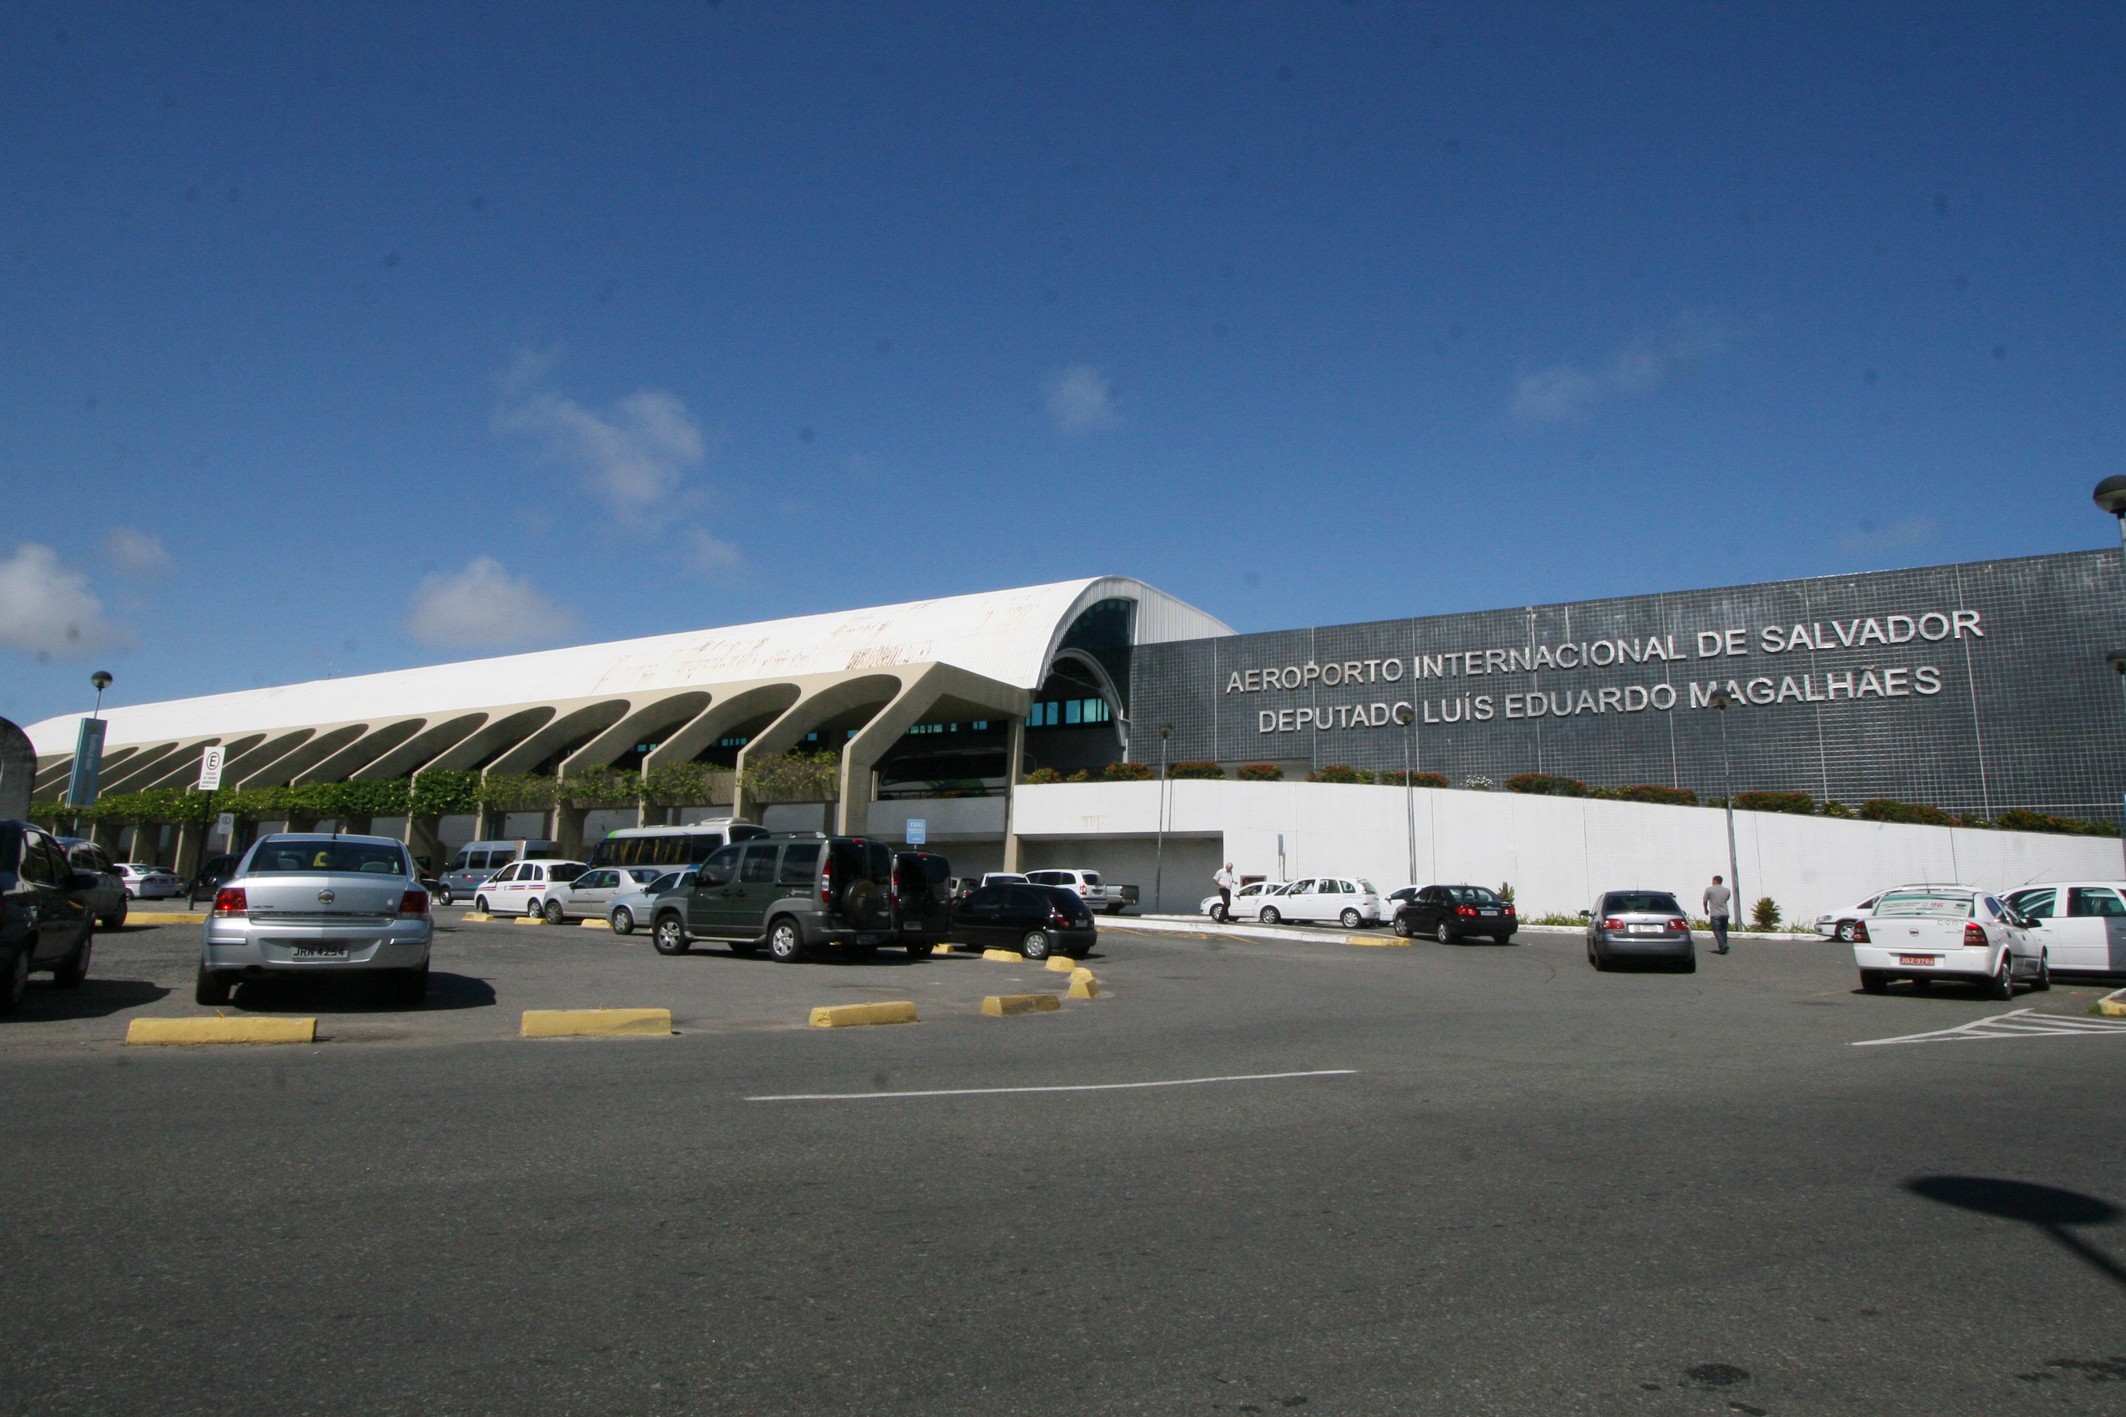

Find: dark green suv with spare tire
<box><xmin>651</xmin><ymin>834</ymin><xmax>926</xmax><ymax>962</ymax></box>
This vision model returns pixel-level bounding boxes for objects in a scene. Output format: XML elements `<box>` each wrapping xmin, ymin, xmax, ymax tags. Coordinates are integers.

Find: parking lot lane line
<box><xmin>744</xmin><ymin>1069</ymin><xmax>1357</xmax><ymax>1102</ymax></box>
<box><xmin>1852</xmin><ymin>1008</ymin><xmax>2126</xmax><ymax>1047</ymax></box>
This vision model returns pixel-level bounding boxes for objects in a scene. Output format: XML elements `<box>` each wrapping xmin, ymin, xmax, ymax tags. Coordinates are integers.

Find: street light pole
<box><xmin>2092</xmin><ymin>479</ymin><xmax>2126</xmax><ymax>866</ymax></box>
<box><xmin>1394</xmin><ymin>703</ymin><xmax>1417</xmax><ymax>885</ymax></box>
<box><xmin>1153</xmin><ymin>725</ymin><xmax>1172</xmax><ymax>915</ymax></box>
<box><xmin>2108</xmin><ymin>650</ymin><xmax>2126</xmax><ymax>875</ymax></box>
<box><xmin>1708</xmin><ymin>688</ymin><xmax>1741</xmax><ymax>918</ymax></box>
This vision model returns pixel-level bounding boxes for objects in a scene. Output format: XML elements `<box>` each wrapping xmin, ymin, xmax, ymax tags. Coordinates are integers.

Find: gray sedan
<box><xmin>608</xmin><ymin>869</ymin><xmax>695</xmax><ymax>935</ymax></box>
<box><xmin>198</xmin><ymin>834</ymin><xmax>434</xmax><ymax>1006</ymax></box>
<box><xmin>1584</xmin><ymin>890</ymin><xmax>1697</xmax><ymax>973</ymax></box>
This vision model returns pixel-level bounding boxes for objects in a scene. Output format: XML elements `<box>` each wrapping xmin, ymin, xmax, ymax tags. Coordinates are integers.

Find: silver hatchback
<box><xmin>198</xmin><ymin>834</ymin><xmax>434</xmax><ymax>1006</ymax></box>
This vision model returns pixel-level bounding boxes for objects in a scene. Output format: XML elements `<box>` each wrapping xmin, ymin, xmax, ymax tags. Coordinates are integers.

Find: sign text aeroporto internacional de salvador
<box><xmin>1225</xmin><ymin>611</ymin><xmax>1984</xmax><ymax>736</ymax></box>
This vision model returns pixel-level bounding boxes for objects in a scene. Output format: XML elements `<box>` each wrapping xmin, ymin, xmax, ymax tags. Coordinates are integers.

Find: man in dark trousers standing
<box><xmin>1703</xmin><ymin>874</ymin><xmax>1733</xmax><ymax>954</ymax></box>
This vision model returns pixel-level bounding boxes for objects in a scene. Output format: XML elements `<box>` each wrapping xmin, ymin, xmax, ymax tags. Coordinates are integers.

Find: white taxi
<box><xmin>473</xmin><ymin>859</ymin><xmax>588</xmax><ymax>918</ymax></box>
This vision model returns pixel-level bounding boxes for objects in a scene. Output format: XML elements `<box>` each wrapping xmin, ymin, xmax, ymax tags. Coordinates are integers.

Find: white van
<box><xmin>440</xmin><ymin>839</ymin><xmax>558</xmax><ymax>900</ymax></box>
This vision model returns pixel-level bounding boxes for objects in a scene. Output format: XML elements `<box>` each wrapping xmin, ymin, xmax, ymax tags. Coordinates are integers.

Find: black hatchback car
<box><xmin>1</xmin><ymin>819</ymin><xmax>97</xmax><ymax>1012</ymax></box>
<box><xmin>1392</xmin><ymin>884</ymin><xmax>1518</xmax><ymax>943</ymax></box>
<box><xmin>950</xmin><ymin>882</ymin><xmax>1096</xmax><ymax>960</ymax></box>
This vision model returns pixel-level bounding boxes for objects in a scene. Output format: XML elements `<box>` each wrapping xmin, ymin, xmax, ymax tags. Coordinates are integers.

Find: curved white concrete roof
<box><xmin>25</xmin><ymin>577</ymin><xmax>1231</xmax><ymax>754</ymax></box>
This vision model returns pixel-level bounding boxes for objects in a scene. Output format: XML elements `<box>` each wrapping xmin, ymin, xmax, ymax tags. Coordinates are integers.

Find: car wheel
<box><xmin>652</xmin><ymin>913</ymin><xmax>691</xmax><ymax>956</ymax></box>
<box><xmin>1835</xmin><ymin>921</ymin><xmax>1856</xmax><ymax>942</ymax></box>
<box><xmin>1391</xmin><ymin>915</ymin><xmax>1412</xmax><ymax>937</ymax></box>
<box><xmin>542</xmin><ymin>899</ymin><xmax>565</xmax><ymax>925</ymax></box>
<box><xmin>435</xmin><ymin>887</ymin><xmax>453</xmax><ymax>907</ymax></box>
<box><xmin>1434</xmin><ymin>921</ymin><xmax>1454</xmax><ymax>944</ymax></box>
<box><xmin>123</xmin><ymin>887</ymin><xmax>137</xmax><ymax>900</ymax></box>
<box><xmin>767</xmin><ymin>918</ymin><xmax>804</xmax><ymax>963</ymax></box>
<box><xmin>610</xmin><ymin>907</ymin><xmax>634</xmax><ymax>936</ymax></box>
<box><xmin>2032</xmin><ymin>951</ymin><xmax>2051</xmax><ymax>991</ymax></box>
<box><xmin>906</xmin><ymin>941</ymin><xmax>935</xmax><ymax>958</ymax></box>
<box><xmin>474</xmin><ymin>896</ymin><xmax>491</xmax><ymax>914</ymax></box>
<box><xmin>1258</xmin><ymin>907</ymin><xmax>1281</xmax><ymax>925</ymax></box>
<box><xmin>1210</xmin><ymin>904</ymin><xmax>1228</xmax><ymax>923</ymax></box>
<box><xmin>1021</xmin><ymin>929</ymin><xmax>1052</xmax><ymax>961</ymax></box>
<box><xmin>193</xmin><ymin>964</ymin><xmax>231</xmax><ymax>1006</ymax></box>
<box><xmin>101</xmin><ymin>905</ymin><xmax>127</xmax><ymax>929</ymax></box>
<box><xmin>1675</xmin><ymin>951</ymin><xmax>1697</xmax><ymax>974</ymax></box>
<box><xmin>1492</xmin><ymin>932</ymin><xmax>1514</xmax><ymax>945</ymax></box>
<box><xmin>1339</xmin><ymin>908</ymin><xmax>1362</xmax><ymax>929</ymax></box>
<box><xmin>53</xmin><ymin>928</ymin><xmax>92</xmax><ymax>989</ymax></box>
<box><xmin>1986</xmin><ymin>954</ymin><xmax>2015</xmax><ymax>1001</ymax></box>
<box><xmin>1860</xmin><ymin>969</ymin><xmax>1888</xmax><ymax>993</ymax></box>
<box><xmin>1587</xmin><ymin>940</ymin><xmax>1607</xmax><ymax>972</ymax></box>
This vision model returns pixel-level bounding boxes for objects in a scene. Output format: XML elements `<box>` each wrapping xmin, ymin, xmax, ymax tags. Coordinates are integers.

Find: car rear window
<box><xmin>247</xmin><ymin>840</ymin><xmax>408</xmax><ymax>875</ymax></box>
<box><xmin>1875</xmin><ymin>892</ymin><xmax>1974</xmax><ymax>918</ymax></box>
<box><xmin>1446</xmin><ymin>886</ymin><xmax>1502</xmax><ymax>904</ymax></box>
<box><xmin>1604</xmin><ymin>892</ymin><xmax>1681</xmax><ymax>915</ymax></box>
<box><xmin>778</xmin><ymin>844</ymin><xmax>821</xmax><ymax>886</ymax></box>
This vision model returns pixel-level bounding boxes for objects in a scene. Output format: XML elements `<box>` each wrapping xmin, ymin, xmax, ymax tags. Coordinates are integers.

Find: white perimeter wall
<box><xmin>1011</xmin><ymin>781</ymin><xmax>2126</xmax><ymax>920</ymax></box>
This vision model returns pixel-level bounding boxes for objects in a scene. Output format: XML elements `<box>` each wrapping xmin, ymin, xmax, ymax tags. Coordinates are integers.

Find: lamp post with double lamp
<box><xmin>1152</xmin><ymin>725</ymin><xmax>1172</xmax><ymax>914</ymax></box>
<box><xmin>1393</xmin><ymin>703</ymin><xmax>1418</xmax><ymax>885</ymax></box>
<box><xmin>1707</xmin><ymin>687</ymin><xmax>1742</xmax><ymax>918</ymax></box>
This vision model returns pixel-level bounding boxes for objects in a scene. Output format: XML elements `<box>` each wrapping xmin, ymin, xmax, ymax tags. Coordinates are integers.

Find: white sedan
<box><xmin>2003</xmin><ymin>882</ymin><xmax>2126</xmax><ymax>973</ymax></box>
<box><xmin>1200</xmin><ymin>880</ymin><xmax>1288</xmax><ymax>923</ymax></box>
<box><xmin>115</xmin><ymin>863</ymin><xmax>183</xmax><ymax>899</ymax></box>
<box><xmin>543</xmin><ymin>866</ymin><xmax>670</xmax><ymax>923</ymax></box>
<box><xmin>1253</xmin><ymin>877</ymin><xmax>1384</xmax><ymax>928</ymax></box>
<box><xmin>1816</xmin><ymin>882</ymin><xmax>1975</xmax><ymax>941</ymax></box>
<box><xmin>1853</xmin><ymin>887</ymin><xmax>2042</xmax><ymax>997</ymax></box>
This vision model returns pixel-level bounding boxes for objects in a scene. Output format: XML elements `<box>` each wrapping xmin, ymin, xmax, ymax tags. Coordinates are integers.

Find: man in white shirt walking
<box><xmin>1703</xmin><ymin>875</ymin><xmax>1733</xmax><ymax>954</ymax></box>
<box><xmin>1213</xmin><ymin>862</ymin><xmax>1237</xmax><ymax>919</ymax></box>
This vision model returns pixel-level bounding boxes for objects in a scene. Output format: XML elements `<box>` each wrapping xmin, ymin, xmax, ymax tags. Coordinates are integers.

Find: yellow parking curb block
<box><xmin>1044</xmin><ymin>955</ymin><xmax>1079</xmax><ymax>973</ymax></box>
<box><xmin>461</xmin><ymin>911</ymin><xmax>495</xmax><ymax>922</ymax></box>
<box><xmin>981</xmin><ymin>993</ymin><xmax>1062</xmax><ymax>1017</ymax></box>
<box><xmin>1347</xmin><ymin>935</ymin><xmax>1414</xmax><ymax>947</ymax></box>
<box><xmin>513</xmin><ymin>915</ymin><xmax>548</xmax><ymax>925</ymax></box>
<box><xmin>579</xmin><ymin>918</ymin><xmax>610</xmax><ymax>929</ymax></box>
<box><xmin>1070</xmin><ymin>966</ymin><xmax>1095</xmax><ymax>983</ymax></box>
<box><xmin>2099</xmin><ymin>988</ymin><xmax>2126</xmax><ymax>1018</ymax></box>
<box><xmin>981</xmin><ymin>948</ymin><xmax>1020</xmax><ymax>962</ymax></box>
<box><xmin>128</xmin><ymin>912</ymin><xmax>207</xmax><ymax>924</ymax></box>
<box><xmin>808</xmin><ymin>1000</ymin><xmax>920</xmax><ymax>1028</ymax></box>
<box><xmin>1066</xmin><ymin>975</ymin><xmax>1100</xmax><ymax>999</ymax></box>
<box><xmin>126</xmin><ymin>1016</ymin><xmax>315</xmax><ymax>1046</ymax></box>
<box><xmin>520</xmin><ymin>1008</ymin><xmax>672</xmax><ymax>1038</ymax></box>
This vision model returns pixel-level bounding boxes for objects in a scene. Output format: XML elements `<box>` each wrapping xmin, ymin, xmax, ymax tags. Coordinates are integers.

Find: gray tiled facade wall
<box><xmin>1129</xmin><ymin>550</ymin><xmax>2126</xmax><ymax>818</ymax></box>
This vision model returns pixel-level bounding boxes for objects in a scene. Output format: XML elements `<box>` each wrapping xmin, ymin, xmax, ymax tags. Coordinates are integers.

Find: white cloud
<box><xmin>1511</xmin><ymin>312</ymin><xmax>1733</xmax><ymax>424</ymax></box>
<box><xmin>402</xmin><ymin>557</ymin><xmax>579</xmax><ymax>649</ymax></box>
<box><xmin>496</xmin><ymin>379</ymin><xmax>707</xmax><ymax>525</ymax></box>
<box><xmin>100</xmin><ymin>526</ymin><xmax>174</xmax><ymax>581</ymax></box>
<box><xmin>1044</xmin><ymin>364</ymin><xmax>1120</xmax><ymax>434</ymax></box>
<box><xmin>0</xmin><ymin>544</ymin><xmax>130</xmax><ymax>660</ymax></box>
<box><xmin>682</xmin><ymin>528</ymin><xmax>743</xmax><ymax>577</ymax></box>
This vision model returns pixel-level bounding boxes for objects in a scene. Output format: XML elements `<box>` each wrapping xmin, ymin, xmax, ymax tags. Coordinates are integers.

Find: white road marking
<box><xmin>745</xmin><ymin>1069</ymin><xmax>1358</xmax><ymax>1102</ymax></box>
<box><xmin>1852</xmin><ymin>1008</ymin><xmax>2126</xmax><ymax>1047</ymax></box>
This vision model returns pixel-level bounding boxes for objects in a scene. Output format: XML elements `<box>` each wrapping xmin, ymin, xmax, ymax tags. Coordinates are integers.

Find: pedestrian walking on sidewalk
<box><xmin>1704</xmin><ymin>875</ymin><xmax>1733</xmax><ymax>954</ymax></box>
<box><xmin>1213</xmin><ymin>862</ymin><xmax>1237</xmax><ymax>918</ymax></box>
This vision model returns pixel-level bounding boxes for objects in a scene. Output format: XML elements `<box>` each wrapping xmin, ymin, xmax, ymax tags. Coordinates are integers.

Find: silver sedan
<box><xmin>608</xmin><ymin>868</ymin><xmax>695</xmax><ymax>935</ymax></box>
<box><xmin>198</xmin><ymin>834</ymin><xmax>434</xmax><ymax>1006</ymax></box>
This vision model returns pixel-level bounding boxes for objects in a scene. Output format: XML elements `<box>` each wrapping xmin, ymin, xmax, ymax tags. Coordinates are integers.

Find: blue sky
<box><xmin>4</xmin><ymin>1</ymin><xmax>2122</xmax><ymax>730</ymax></box>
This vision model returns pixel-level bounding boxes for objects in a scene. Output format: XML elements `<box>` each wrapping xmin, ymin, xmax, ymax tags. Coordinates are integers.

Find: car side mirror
<box><xmin>1577</xmin><ymin>909</ymin><xmax>1591</xmax><ymax>918</ymax></box>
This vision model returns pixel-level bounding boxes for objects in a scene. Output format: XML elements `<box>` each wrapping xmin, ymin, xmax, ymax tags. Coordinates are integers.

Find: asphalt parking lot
<box><xmin>3</xmin><ymin>912</ymin><xmax>2124</xmax><ymax>1416</ymax></box>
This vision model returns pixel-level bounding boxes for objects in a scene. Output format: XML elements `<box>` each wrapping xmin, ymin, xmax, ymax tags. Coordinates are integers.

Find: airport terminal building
<box><xmin>22</xmin><ymin>550</ymin><xmax>2126</xmax><ymax>916</ymax></box>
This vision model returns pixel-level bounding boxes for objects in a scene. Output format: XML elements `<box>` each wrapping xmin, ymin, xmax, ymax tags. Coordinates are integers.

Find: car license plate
<box><xmin>900</xmin><ymin>921</ymin><xmax>921</xmax><ymax>932</ymax></box>
<box><xmin>1897</xmin><ymin>954</ymin><xmax>1935</xmax><ymax>967</ymax></box>
<box><xmin>1480</xmin><ymin>909</ymin><xmax>1498</xmax><ymax>916</ymax></box>
<box><xmin>292</xmin><ymin>945</ymin><xmax>348</xmax><ymax>959</ymax></box>
<box><xmin>854</xmin><ymin>935</ymin><xmax>878</xmax><ymax>946</ymax></box>
<box><xmin>1628</xmin><ymin>924</ymin><xmax>1661</xmax><ymax>934</ymax></box>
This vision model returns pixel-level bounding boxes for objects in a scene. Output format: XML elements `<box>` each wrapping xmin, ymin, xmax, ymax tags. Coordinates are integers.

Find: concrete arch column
<box><xmin>640</xmin><ymin>683</ymin><xmax>804</xmax><ymax>821</ymax></box>
<box><xmin>834</xmin><ymin>664</ymin><xmax>1029</xmax><ymax>838</ymax></box>
<box><xmin>245</xmin><ymin>724</ymin><xmax>370</xmax><ymax>790</ymax></box>
<box><xmin>364</xmin><ymin>714</ymin><xmax>486</xmax><ymax>781</ymax></box>
<box><xmin>293</xmin><ymin>718</ymin><xmax>427</xmax><ymax>785</ymax></box>
<box><xmin>731</xmin><ymin>675</ymin><xmax>904</xmax><ymax>825</ymax></box>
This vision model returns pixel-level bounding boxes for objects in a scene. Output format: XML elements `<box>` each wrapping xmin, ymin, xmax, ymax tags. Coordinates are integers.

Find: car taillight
<box><xmin>213</xmin><ymin>886</ymin><xmax>247</xmax><ymax>914</ymax></box>
<box><xmin>1964</xmin><ymin>922</ymin><xmax>1986</xmax><ymax>948</ymax></box>
<box><xmin>1050</xmin><ymin>908</ymin><xmax>1070</xmax><ymax>925</ymax></box>
<box><xmin>1851</xmin><ymin>921</ymin><xmax>1869</xmax><ymax>943</ymax></box>
<box><xmin>1603</xmin><ymin>918</ymin><xmax>1623</xmax><ymax>930</ymax></box>
<box><xmin>398</xmin><ymin>889</ymin><xmax>430</xmax><ymax>916</ymax></box>
<box><xmin>1456</xmin><ymin>905</ymin><xmax>1477</xmax><ymax>916</ymax></box>
<box><xmin>820</xmin><ymin>859</ymin><xmax>834</xmax><ymax>906</ymax></box>
<box><xmin>1503</xmin><ymin>905</ymin><xmax>1516</xmax><ymax>915</ymax></box>
<box><xmin>1668</xmin><ymin>917</ymin><xmax>1687</xmax><ymax>931</ymax></box>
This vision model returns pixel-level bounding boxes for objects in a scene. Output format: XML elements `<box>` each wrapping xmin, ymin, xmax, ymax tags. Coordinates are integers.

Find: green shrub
<box><xmin>1750</xmin><ymin>896</ymin><xmax>1782</xmax><ymax>931</ymax></box>
<box><xmin>1103</xmin><ymin>761</ymin><xmax>1155</xmax><ymax>782</ymax></box>
<box><xmin>1307</xmin><ymin>765</ymin><xmax>1373</xmax><ymax>784</ymax></box>
<box><xmin>1498</xmin><ymin>882</ymin><xmax>1516</xmax><ymax>905</ymax></box>
<box><xmin>1065</xmin><ymin>769</ymin><xmax>1094</xmax><ymax>783</ymax></box>
<box><xmin>640</xmin><ymin>764</ymin><xmax>716</xmax><ymax>808</ymax></box>
<box><xmin>1995</xmin><ymin>808</ymin><xmax>2120</xmax><ymax>838</ymax></box>
<box><xmin>1378</xmin><ymin>771</ymin><xmax>1449</xmax><ymax>789</ymax></box>
<box><xmin>1025</xmin><ymin>768</ymin><xmax>1064</xmax><ymax>785</ymax></box>
<box><xmin>1506</xmin><ymin>773</ymin><xmax>1586</xmax><ymax>797</ymax></box>
<box><xmin>1858</xmin><ymin>798</ymin><xmax>1955</xmax><ymax>826</ymax></box>
<box><xmin>1168</xmin><ymin>761</ymin><xmax>1226</xmax><ymax>780</ymax></box>
<box><xmin>1235</xmin><ymin>763</ymin><xmax>1284</xmax><ymax>782</ymax></box>
<box><xmin>1822</xmin><ymin>799</ymin><xmax>1855</xmax><ymax>819</ymax></box>
<box><xmin>737</xmin><ymin>751</ymin><xmax>840</xmax><ymax>802</ymax></box>
<box><xmin>556</xmin><ymin>766</ymin><xmax>646</xmax><ymax>809</ymax></box>
<box><xmin>1615</xmin><ymin>784</ymin><xmax>1697</xmax><ymax>806</ymax></box>
<box><xmin>1733</xmin><ymin>791</ymin><xmax>1815</xmax><ymax>816</ymax></box>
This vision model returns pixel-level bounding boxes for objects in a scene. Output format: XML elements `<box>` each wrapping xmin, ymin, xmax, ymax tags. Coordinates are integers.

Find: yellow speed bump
<box><xmin>808</xmin><ymin>1001</ymin><xmax>920</xmax><ymax>1028</ymax></box>
<box><xmin>2099</xmin><ymin>988</ymin><xmax>2126</xmax><ymax>1018</ymax></box>
<box><xmin>1067</xmin><ymin>969</ymin><xmax>1100</xmax><ymax>1000</ymax></box>
<box><xmin>579</xmin><ymin>918</ymin><xmax>611</xmax><ymax>929</ymax></box>
<box><xmin>1348</xmin><ymin>935</ymin><xmax>1414</xmax><ymax>947</ymax></box>
<box><xmin>520</xmin><ymin>1008</ymin><xmax>672</xmax><ymax>1038</ymax></box>
<box><xmin>1044</xmin><ymin>955</ymin><xmax>1079</xmax><ymax>973</ymax></box>
<box><xmin>461</xmin><ymin>911</ymin><xmax>496</xmax><ymax>921</ymax></box>
<box><xmin>980</xmin><ymin>948</ymin><xmax>1020</xmax><ymax>962</ymax></box>
<box><xmin>981</xmin><ymin>993</ymin><xmax>1062</xmax><ymax>1017</ymax></box>
<box><xmin>513</xmin><ymin>914</ymin><xmax>548</xmax><ymax>926</ymax></box>
<box><xmin>126</xmin><ymin>1016</ymin><xmax>315</xmax><ymax>1046</ymax></box>
<box><xmin>127</xmin><ymin>912</ymin><xmax>207</xmax><ymax>924</ymax></box>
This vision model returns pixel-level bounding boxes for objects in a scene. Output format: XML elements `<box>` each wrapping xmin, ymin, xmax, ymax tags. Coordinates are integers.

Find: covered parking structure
<box><xmin>24</xmin><ymin>578</ymin><xmax>1231</xmax><ymax>876</ymax></box>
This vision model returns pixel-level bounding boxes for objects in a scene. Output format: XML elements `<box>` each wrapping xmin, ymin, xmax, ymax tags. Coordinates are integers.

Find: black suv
<box><xmin>950</xmin><ymin>882</ymin><xmax>1096</xmax><ymax>961</ymax></box>
<box><xmin>894</xmin><ymin>851</ymin><xmax>954</xmax><ymax>950</ymax></box>
<box><xmin>651</xmin><ymin>835</ymin><xmax>941</xmax><ymax>963</ymax></box>
<box><xmin>1</xmin><ymin>820</ymin><xmax>97</xmax><ymax>1012</ymax></box>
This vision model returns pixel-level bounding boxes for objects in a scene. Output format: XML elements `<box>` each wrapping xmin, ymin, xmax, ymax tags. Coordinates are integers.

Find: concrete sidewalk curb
<box><xmin>520</xmin><ymin>1008</ymin><xmax>672</xmax><ymax>1038</ymax></box>
<box><xmin>1119</xmin><ymin>914</ymin><xmax>1829</xmax><ymax>948</ymax></box>
<box><xmin>126</xmin><ymin>1016</ymin><xmax>315</xmax><ymax>1045</ymax></box>
<box><xmin>809</xmin><ymin>1001</ymin><xmax>919</xmax><ymax>1028</ymax></box>
<box><xmin>981</xmin><ymin>994</ymin><xmax>1061</xmax><ymax>1017</ymax></box>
